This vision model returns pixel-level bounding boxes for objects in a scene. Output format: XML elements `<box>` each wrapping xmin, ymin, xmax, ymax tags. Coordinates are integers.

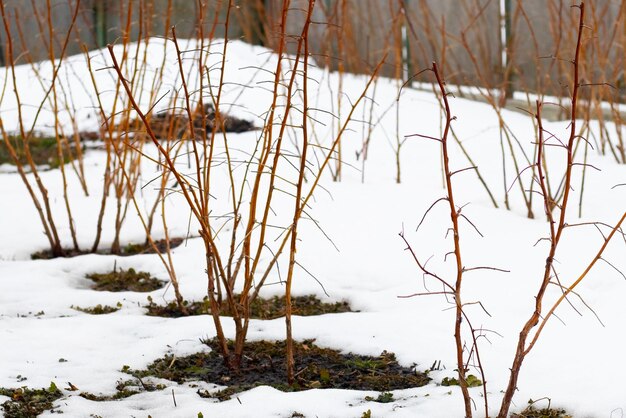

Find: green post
<box><xmin>94</xmin><ymin>0</ymin><xmax>106</xmax><ymax>47</ymax></box>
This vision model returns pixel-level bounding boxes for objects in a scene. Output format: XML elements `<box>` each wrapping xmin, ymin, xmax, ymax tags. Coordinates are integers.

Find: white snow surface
<box><xmin>0</xmin><ymin>38</ymin><xmax>624</xmax><ymax>417</ymax></box>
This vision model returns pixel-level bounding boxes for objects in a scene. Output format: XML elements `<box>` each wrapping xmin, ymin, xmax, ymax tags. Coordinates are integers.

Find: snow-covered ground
<box><xmin>0</xmin><ymin>39</ymin><xmax>624</xmax><ymax>417</ymax></box>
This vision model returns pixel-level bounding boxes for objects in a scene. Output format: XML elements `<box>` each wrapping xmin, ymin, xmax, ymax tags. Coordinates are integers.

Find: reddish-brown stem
<box><xmin>497</xmin><ymin>4</ymin><xmax>586</xmax><ymax>417</ymax></box>
<box><xmin>431</xmin><ymin>62</ymin><xmax>473</xmax><ymax>418</ymax></box>
<box><xmin>284</xmin><ymin>0</ymin><xmax>316</xmax><ymax>385</ymax></box>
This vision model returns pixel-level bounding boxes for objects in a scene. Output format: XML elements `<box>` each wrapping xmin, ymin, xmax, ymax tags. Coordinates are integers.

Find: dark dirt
<box><xmin>77</xmin><ymin>131</ymin><xmax>100</xmax><ymax>141</ymax></box>
<box><xmin>31</xmin><ymin>237</ymin><xmax>184</xmax><ymax>260</ymax></box>
<box><xmin>0</xmin><ymin>134</ymin><xmax>75</xmax><ymax>168</ymax></box>
<box><xmin>143</xmin><ymin>103</ymin><xmax>256</xmax><ymax>141</ymax></box>
<box><xmin>0</xmin><ymin>384</ymin><xmax>63</xmax><ymax>418</ymax></box>
<box><xmin>129</xmin><ymin>339</ymin><xmax>430</xmax><ymax>400</ymax></box>
<box><xmin>87</xmin><ymin>268</ymin><xmax>165</xmax><ymax>292</ymax></box>
<box><xmin>145</xmin><ymin>294</ymin><xmax>354</xmax><ymax>319</ymax></box>
<box><xmin>121</xmin><ymin>237</ymin><xmax>185</xmax><ymax>256</ymax></box>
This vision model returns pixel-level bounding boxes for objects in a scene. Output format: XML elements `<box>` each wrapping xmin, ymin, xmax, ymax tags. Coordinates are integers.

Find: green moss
<box><xmin>0</xmin><ymin>134</ymin><xmax>75</xmax><ymax>168</ymax></box>
<box><xmin>0</xmin><ymin>383</ymin><xmax>63</xmax><ymax>417</ymax></box>
<box><xmin>365</xmin><ymin>391</ymin><xmax>394</xmax><ymax>403</ymax></box>
<box><xmin>246</xmin><ymin>294</ymin><xmax>353</xmax><ymax>319</ymax></box>
<box><xmin>87</xmin><ymin>268</ymin><xmax>164</xmax><ymax>292</ymax></box>
<box><xmin>441</xmin><ymin>374</ymin><xmax>482</xmax><ymax>388</ymax></box>
<box><xmin>72</xmin><ymin>303</ymin><xmax>121</xmax><ymax>315</ymax></box>
<box><xmin>345</xmin><ymin>357</ymin><xmax>388</xmax><ymax>371</ymax></box>
<box><xmin>145</xmin><ymin>294</ymin><xmax>353</xmax><ymax>319</ymax></box>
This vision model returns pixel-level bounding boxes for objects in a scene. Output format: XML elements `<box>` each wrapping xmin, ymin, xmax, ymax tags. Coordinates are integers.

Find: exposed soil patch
<box><xmin>121</xmin><ymin>237</ymin><xmax>185</xmax><ymax>256</ymax></box>
<box><xmin>145</xmin><ymin>294</ymin><xmax>353</xmax><ymax>319</ymax></box>
<box><xmin>87</xmin><ymin>268</ymin><xmax>164</xmax><ymax>292</ymax></box>
<box><xmin>129</xmin><ymin>339</ymin><xmax>430</xmax><ymax>400</ymax></box>
<box><xmin>71</xmin><ymin>304</ymin><xmax>121</xmax><ymax>314</ymax></box>
<box><xmin>77</xmin><ymin>131</ymin><xmax>101</xmax><ymax>142</ymax></box>
<box><xmin>0</xmin><ymin>384</ymin><xmax>63</xmax><ymax>417</ymax></box>
<box><xmin>0</xmin><ymin>134</ymin><xmax>75</xmax><ymax>169</ymax></box>
<box><xmin>31</xmin><ymin>237</ymin><xmax>184</xmax><ymax>260</ymax></box>
<box><xmin>140</xmin><ymin>103</ymin><xmax>255</xmax><ymax>141</ymax></box>
<box><xmin>31</xmin><ymin>248</ymin><xmax>86</xmax><ymax>260</ymax></box>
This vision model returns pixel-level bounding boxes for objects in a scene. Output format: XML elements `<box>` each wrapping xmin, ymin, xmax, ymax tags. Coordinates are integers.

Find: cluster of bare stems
<box><xmin>0</xmin><ymin>0</ymin><xmax>384</xmax><ymax>381</ymax></box>
<box><xmin>106</xmin><ymin>0</ymin><xmax>385</xmax><ymax>380</ymax></box>
<box><xmin>403</xmin><ymin>3</ymin><xmax>626</xmax><ymax>417</ymax></box>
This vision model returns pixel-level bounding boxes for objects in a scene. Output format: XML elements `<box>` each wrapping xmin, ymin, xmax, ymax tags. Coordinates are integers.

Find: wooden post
<box><xmin>0</xmin><ymin>32</ymin><xmax>5</xmax><ymax>67</ymax></box>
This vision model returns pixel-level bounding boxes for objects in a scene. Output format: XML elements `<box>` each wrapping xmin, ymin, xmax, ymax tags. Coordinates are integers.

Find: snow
<box><xmin>0</xmin><ymin>38</ymin><xmax>624</xmax><ymax>417</ymax></box>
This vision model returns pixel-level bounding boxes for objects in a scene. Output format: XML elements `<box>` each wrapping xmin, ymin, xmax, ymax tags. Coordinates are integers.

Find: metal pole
<box><xmin>504</xmin><ymin>0</ymin><xmax>513</xmax><ymax>98</ymax></box>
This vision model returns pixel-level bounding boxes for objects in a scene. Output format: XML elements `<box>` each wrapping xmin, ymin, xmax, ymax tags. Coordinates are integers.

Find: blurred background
<box><xmin>1</xmin><ymin>0</ymin><xmax>625</xmax><ymax>102</ymax></box>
